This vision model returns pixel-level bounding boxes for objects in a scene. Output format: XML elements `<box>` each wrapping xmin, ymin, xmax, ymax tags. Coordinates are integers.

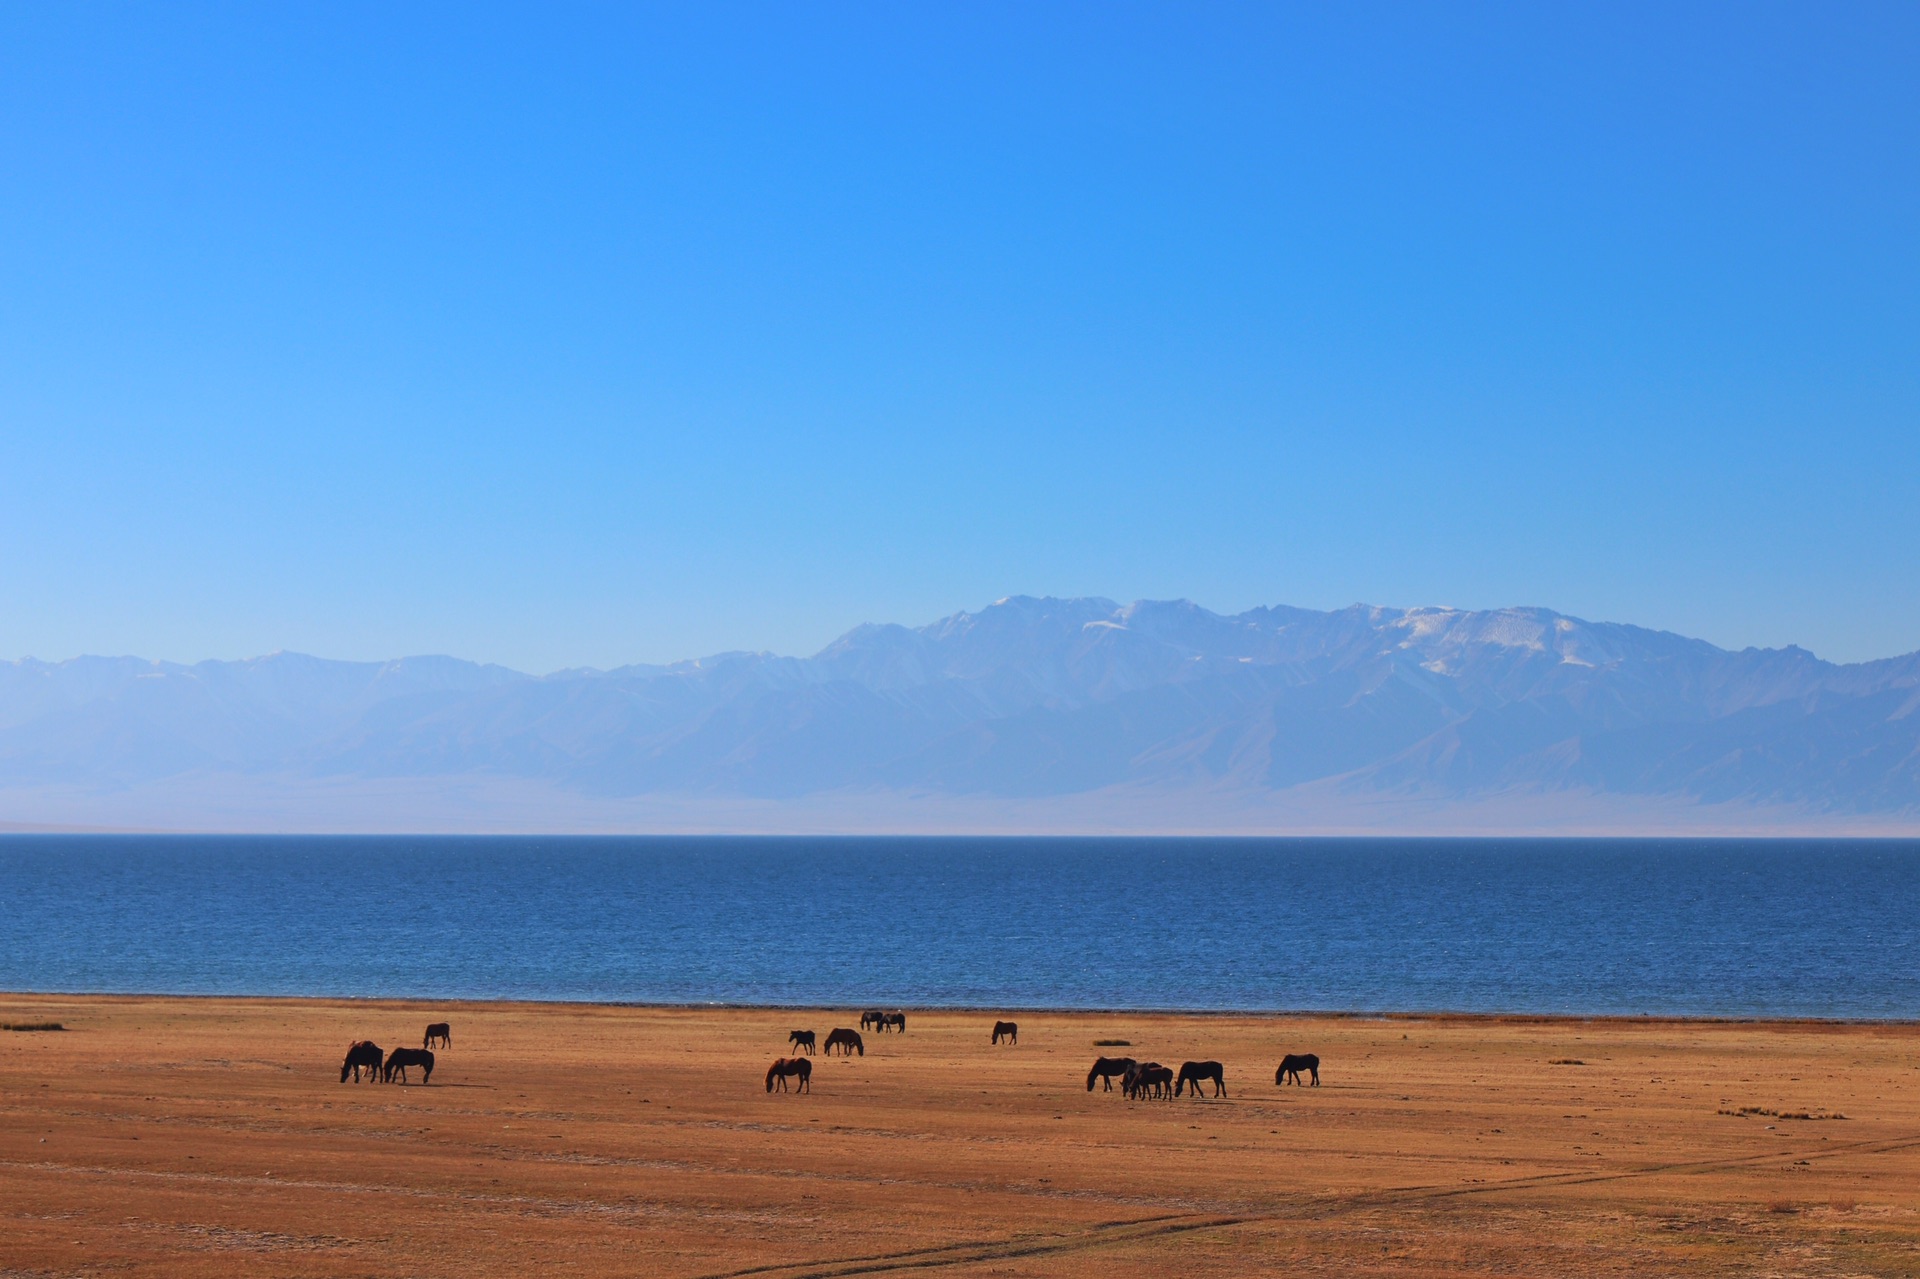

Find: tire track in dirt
<box><xmin>692</xmin><ymin>1130</ymin><xmax>1920</xmax><ymax>1278</ymax></box>
<box><xmin>689</xmin><ymin>1214</ymin><xmax>1249</xmax><ymax>1279</ymax></box>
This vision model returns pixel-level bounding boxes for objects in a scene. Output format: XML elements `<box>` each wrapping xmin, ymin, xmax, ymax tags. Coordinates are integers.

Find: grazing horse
<box><xmin>340</xmin><ymin>1040</ymin><xmax>384</xmax><ymax>1083</ymax></box>
<box><xmin>1127</xmin><ymin>1062</ymin><xmax>1174</xmax><ymax>1100</ymax></box>
<box><xmin>423</xmin><ymin>1022</ymin><xmax>452</xmax><ymax>1049</ymax></box>
<box><xmin>880</xmin><ymin>1011</ymin><xmax>906</xmax><ymax>1033</ymax></box>
<box><xmin>991</xmin><ymin>1020</ymin><xmax>1018</xmax><ymax>1045</ymax></box>
<box><xmin>1087</xmin><ymin>1056</ymin><xmax>1136</xmax><ymax>1091</ymax></box>
<box><xmin>766</xmin><ymin>1057</ymin><xmax>812</xmax><ymax>1093</ymax></box>
<box><xmin>382</xmin><ymin>1047</ymin><xmax>435</xmax><ymax>1084</ymax></box>
<box><xmin>788</xmin><ymin>1030</ymin><xmax>817</xmax><ymax>1054</ymax></box>
<box><xmin>823</xmin><ymin>1028</ymin><xmax>865</xmax><ymax>1057</ymax></box>
<box><xmin>1176</xmin><ymin>1060</ymin><xmax>1227</xmax><ymax>1098</ymax></box>
<box><xmin>1276</xmin><ymin>1053</ymin><xmax>1321</xmax><ymax>1086</ymax></box>
<box><xmin>859</xmin><ymin>1009</ymin><xmax>885</xmax><ymax>1031</ymax></box>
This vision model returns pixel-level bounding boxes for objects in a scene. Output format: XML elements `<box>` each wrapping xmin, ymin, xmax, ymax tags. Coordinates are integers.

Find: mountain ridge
<box><xmin>3</xmin><ymin>596</ymin><xmax>1917</xmax><ymax>830</ymax></box>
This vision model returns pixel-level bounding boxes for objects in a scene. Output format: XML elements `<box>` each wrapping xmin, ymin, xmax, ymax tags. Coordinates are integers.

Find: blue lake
<box><xmin>1</xmin><ymin>835</ymin><xmax>1916</xmax><ymax>1017</ymax></box>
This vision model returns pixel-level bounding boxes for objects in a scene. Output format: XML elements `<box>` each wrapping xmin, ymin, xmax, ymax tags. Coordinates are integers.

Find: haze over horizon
<box><xmin>3</xmin><ymin>4</ymin><xmax>1919</xmax><ymax>677</ymax></box>
<box><xmin>12</xmin><ymin>593</ymin><xmax>1920</xmax><ymax>675</ymax></box>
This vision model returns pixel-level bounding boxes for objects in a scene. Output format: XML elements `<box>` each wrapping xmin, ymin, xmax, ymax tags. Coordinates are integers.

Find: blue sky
<box><xmin>2</xmin><ymin>2</ymin><xmax>1916</xmax><ymax>670</ymax></box>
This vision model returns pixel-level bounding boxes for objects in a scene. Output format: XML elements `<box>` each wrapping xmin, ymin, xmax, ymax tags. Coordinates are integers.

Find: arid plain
<box><xmin>5</xmin><ymin>996</ymin><xmax>1920</xmax><ymax>1277</ymax></box>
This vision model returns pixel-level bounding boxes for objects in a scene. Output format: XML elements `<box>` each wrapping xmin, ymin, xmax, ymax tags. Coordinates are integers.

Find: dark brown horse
<box><xmin>1276</xmin><ymin>1053</ymin><xmax>1320</xmax><ymax>1086</ymax></box>
<box><xmin>1086</xmin><ymin>1056</ymin><xmax>1136</xmax><ymax>1091</ymax></box>
<box><xmin>423</xmin><ymin>1022</ymin><xmax>452</xmax><ymax>1049</ymax></box>
<box><xmin>1176</xmin><ymin>1060</ymin><xmax>1226</xmax><ymax>1097</ymax></box>
<box><xmin>1126</xmin><ymin>1062</ymin><xmax>1173</xmax><ymax>1100</ymax></box>
<box><xmin>787</xmin><ymin>1030</ymin><xmax>816</xmax><ymax>1054</ymax></box>
<box><xmin>859</xmin><ymin>1009</ymin><xmax>886</xmax><ymax>1031</ymax></box>
<box><xmin>823</xmin><ymin>1028</ymin><xmax>864</xmax><ymax>1057</ymax></box>
<box><xmin>340</xmin><ymin>1040</ymin><xmax>383</xmax><ymax>1083</ymax></box>
<box><xmin>880</xmin><ymin>1011</ymin><xmax>906</xmax><ymax>1033</ymax></box>
<box><xmin>766</xmin><ymin>1057</ymin><xmax>812</xmax><ymax>1093</ymax></box>
<box><xmin>383</xmin><ymin>1047</ymin><xmax>435</xmax><ymax>1084</ymax></box>
<box><xmin>991</xmin><ymin>1020</ymin><xmax>1018</xmax><ymax>1045</ymax></box>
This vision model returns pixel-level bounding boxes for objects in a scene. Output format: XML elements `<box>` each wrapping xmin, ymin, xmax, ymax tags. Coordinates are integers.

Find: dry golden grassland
<box><xmin>5</xmin><ymin>995</ymin><xmax>1920</xmax><ymax>1276</ymax></box>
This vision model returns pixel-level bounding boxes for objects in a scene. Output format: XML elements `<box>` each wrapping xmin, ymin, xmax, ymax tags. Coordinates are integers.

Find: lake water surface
<box><xmin>1</xmin><ymin>836</ymin><xmax>1915</xmax><ymax>1017</ymax></box>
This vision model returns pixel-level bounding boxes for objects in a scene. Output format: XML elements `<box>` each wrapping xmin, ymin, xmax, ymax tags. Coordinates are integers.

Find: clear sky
<box><xmin>2</xmin><ymin>3</ymin><xmax>1917</xmax><ymax>671</ymax></box>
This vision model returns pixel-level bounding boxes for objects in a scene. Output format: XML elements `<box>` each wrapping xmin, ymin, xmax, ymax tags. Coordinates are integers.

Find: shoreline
<box><xmin>7</xmin><ymin>988</ymin><xmax>1918</xmax><ymax>1027</ymax></box>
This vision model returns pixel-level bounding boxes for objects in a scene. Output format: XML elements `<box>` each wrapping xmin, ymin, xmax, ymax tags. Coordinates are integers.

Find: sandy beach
<box><xmin>4</xmin><ymin>995</ymin><xmax>1919</xmax><ymax>1276</ymax></box>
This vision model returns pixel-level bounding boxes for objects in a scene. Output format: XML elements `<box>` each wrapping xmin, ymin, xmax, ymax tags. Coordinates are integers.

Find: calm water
<box><xmin>1</xmin><ymin>836</ymin><xmax>1916</xmax><ymax>1018</ymax></box>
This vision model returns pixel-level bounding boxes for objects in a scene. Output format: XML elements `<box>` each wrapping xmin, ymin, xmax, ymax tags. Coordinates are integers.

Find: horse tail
<box><xmin>766</xmin><ymin>1062</ymin><xmax>778</xmax><ymax>1092</ymax></box>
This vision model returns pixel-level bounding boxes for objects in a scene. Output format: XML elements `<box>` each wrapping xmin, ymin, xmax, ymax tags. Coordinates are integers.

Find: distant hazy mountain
<box><xmin>4</xmin><ymin>597</ymin><xmax>1918</xmax><ymax>832</ymax></box>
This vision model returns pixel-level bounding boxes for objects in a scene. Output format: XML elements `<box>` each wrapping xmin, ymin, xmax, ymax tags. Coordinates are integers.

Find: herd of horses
<box><xmin>1085</xmin><ymin>1051</ymin><xmax>1319</xmax><ymax>1098</ymax></box>
<box><xmin>339</xmin><ymin>1022</ymin><xmax>452</xmax><ymax>1084</ymax></box>
<box><xmin>339</xmin><ymin>1014</ymin><xmax>1321</xmax><ymax>1101</ymax></box>
<box><xmin>767</xmin><ymin>1014</ymin><xmax>1322</xmax><ymax>1100</ymax></box>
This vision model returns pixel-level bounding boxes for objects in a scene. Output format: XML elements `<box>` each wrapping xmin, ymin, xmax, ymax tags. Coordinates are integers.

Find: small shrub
<box><xmin>1765</xmin><ymin>1200</ymin><xmax>1797</xmax><ymax>1214</ymax></box>
<box><xmin>1</xmin><ymin>1022</ymin><xmax>65</xmax><ymax>1032</ymax></box>
<box><xmin>1548</xmin><ymin>1059</ymin><xmax>1585</xmax><ymax>1066</ymax></box>
<box><xmin>1093</xmin><ymin>1039</ymin><xmax>1131</xmax><ymax>1047</ymax></box>
<box><xmin>1829</xmin><ymin>1196</ymin><xmax>1857</xmax><ymax>1214</ymax></box>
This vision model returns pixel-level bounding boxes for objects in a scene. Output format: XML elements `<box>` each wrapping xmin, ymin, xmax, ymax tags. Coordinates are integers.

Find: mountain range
<box><xmin>3</xmin><ymin>597</ymin><xmax>1918</xmax><ymax>833</ymax></box>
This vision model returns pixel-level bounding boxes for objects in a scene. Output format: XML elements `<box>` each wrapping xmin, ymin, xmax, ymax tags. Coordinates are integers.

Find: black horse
<box><xmin>823</xmin><ymin>1028</ymin><xmax>865</xmax><ymax>1057</ymax></box>
<box><xmin>1276</xmin><ymin>1053</ymin><xmax>1321</xmax><ymax>1086</ymax></box>
<box><xmin>383</xmin><ymin>1047</ymin><xmax>435</xmax><ymax>1084</ymax></box>
<box><xmin>880</xmin><ymin>1011</ymin><xmax>906</xmax><ymax>1033</ymax></box>
<box><xmin>788</xmin><ymin>1030</ymin><xmax>817</xmax><ymax>1054</ymax></box>
<box><xmin>1086</xmin><ymin>1056</ymin><xmax>1136</xmax><ymax>1091</ymax></box>
<box><xmin>859</xmin><ymin>1009</ymin><xmax>886</xmax><ymax>1031</ymax></box>
<box><xmin>1176</xmin><ymin>1060</ymin><xmax>1226</xmax><ymax>1098</ymax></box>
<box><xmin>766</xmin><ymin>1057</ymin><xmax>813</xmax><ymax>1093</ymax></box>
<box><xmin>1126</xmin><ymin>1062</ymin><xmax>1174</xmax><ymax>1100</ymax></box>
<box><xmin>991</xmin><ymin>1020</ymin><xmax>1018</xmax><ymax>1045</ymax></box>
<box><xmin>340</xmin><ymin>1040</ymin><xmax>384</xmax><ymax>1083</ymax></box>
<box><xmin>424</xmin><ymin>1022</ymin><xmax>452</xmax><ymax>1049</ymax></box>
